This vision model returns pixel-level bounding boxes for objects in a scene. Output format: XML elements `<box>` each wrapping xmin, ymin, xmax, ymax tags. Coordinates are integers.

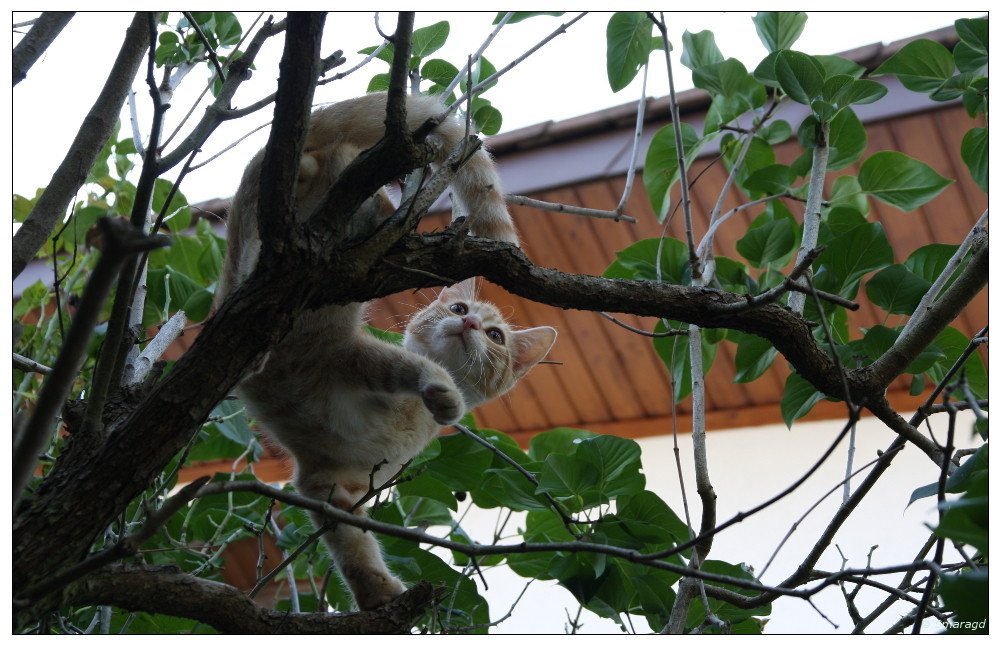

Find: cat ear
<box><xmin>438</xmin><ymin>278</ymin><xmax>477</xmax><ymax>303</ymax></box>
<box><xmin>509</xmin><ymin>326</ymin><xmax>557</xmax><ymax>379</ymax></box>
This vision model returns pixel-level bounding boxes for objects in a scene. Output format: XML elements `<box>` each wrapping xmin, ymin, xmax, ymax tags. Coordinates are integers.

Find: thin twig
<box><xmin>505</xmin><ymin>194</ymin><xmax>637</xmax><ymax>223</ymax></box>
<box><xmin>13</xmin><ymin>353</ymin><xmax>53</xmax><ymax>375</ymax></box>
<box><xmin>598</xmin><ymin>311</ymin><xmax>688</xmax><ymax>338</ymax></box>
<box><xmin>447</xmin><ymin>13</ymin><xmax>587</xmax><ymax>115</ymax></box>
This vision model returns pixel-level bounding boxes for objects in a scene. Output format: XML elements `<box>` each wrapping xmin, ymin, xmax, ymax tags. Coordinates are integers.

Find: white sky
<box><xmin>11</xmin><ymin>10</ymin><xmax>983</xmax><ymax>206</ymax></box>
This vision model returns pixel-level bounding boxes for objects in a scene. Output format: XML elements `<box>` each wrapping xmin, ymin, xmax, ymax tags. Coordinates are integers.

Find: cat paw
<box><xmin>355</xmin><ymin>574</ymin><xmax>407</xmax><ymax>611</ymax></box>
<box><xmin>420</xmin><ymin>382</ymin><xmax>464</xmax><ymax>426</ymax></box>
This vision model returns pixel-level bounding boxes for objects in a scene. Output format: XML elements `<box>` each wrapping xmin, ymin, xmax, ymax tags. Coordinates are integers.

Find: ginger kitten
<box><xmin>215</xmin><ymin>92</ymin><xmax>556</xmax><ymax>610</ymax></box>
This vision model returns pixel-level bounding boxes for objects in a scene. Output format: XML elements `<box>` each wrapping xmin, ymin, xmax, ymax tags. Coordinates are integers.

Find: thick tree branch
<box><xmin>69</xmin><ymin>563</ymin><xmax>441</xmax><ymax>634</ymax></box>
<box><xmin>12</xmin><ymin>12</ymin><xmax>156</xmax><ymax>279</ymax></box>
<box><xmin>156</xmin><ymin>17</ymin><xmax>286</xmax><ymax>171</ymax></box>
<box><xmin>12</xmin><ymin>11</ymin><xmax>75</xmax><ymax>86</ymax></box>
<box><xmin>864</xmin><ymin>230</ymin><xmax>988</xmax><ymax>384</ymax></box>
<box><xmin>256</xmin><ymin>12</ymin><xmax>326</xmax><ymax>254</ymax></box>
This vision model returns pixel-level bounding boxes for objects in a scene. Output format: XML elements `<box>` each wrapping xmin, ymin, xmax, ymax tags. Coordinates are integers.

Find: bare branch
<box><xmin>12</xmin><ymin>11</ymin><xmax>75</xmax><ymax>86</ymax></box>
<box><xmin>12</xmin><ymin>12</ymin><xmax>156</xmax><ymax>279</ymax></box>
<box><xmin>13</xmin><ymin>353</ymin><xmax>52</xmax><ymax>375</ymax></box>
<box><xmin>505</xmin><ymin>194</ymin><xmax>638</xmax><ymax>223</ymax></box>
<box><xmin>123</xmin><ymin>310</ymin><xmax>187</xmax><ymax>385</ymax></box>
<box><xmin>69</xmin><ymin>563</ymin><xmax>442</xmax><ymax>634</ymax></box>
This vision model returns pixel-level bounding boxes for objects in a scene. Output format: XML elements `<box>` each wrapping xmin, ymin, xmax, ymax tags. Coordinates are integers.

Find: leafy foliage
<box><xmin>12</xmin><ymin>11</ymin><xmax>987</xmax><ymax>636</ymax></box>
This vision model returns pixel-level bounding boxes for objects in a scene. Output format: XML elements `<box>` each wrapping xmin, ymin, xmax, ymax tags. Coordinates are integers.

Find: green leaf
<box><xmin>930</xmin><ymin>71</ymin><xmax>980</xmax><ymax>101</ymax></box>
<box><xmin>420</xmin><ymin>58</ymin><xmax>459</xmax><ymax>87</ymax></box>
<box><xmin>680</xmin><ymin>29</ymin><xmax>724</xmax><ymax>70</ymax></box>
<box><xmin>410</xmin><ymin>21</ymin><xmax>450</xmax><ymax>60</ymax></box>
<box><xmin>713</xmin><ymin>256</ymin><xmax>754</xmax><ymax>295</ymax></box>
<box><xmin>473</xmin><ymin>103</ymin><xmax>502</xmax><ymax>135</ymax></box>
<box><xmin>758</xmin><ymin>120</ymin><xmax>792</xmax><ymax>145</ymax></box>
<box><xmin>953</xmin><ymin>18</ymin><xmax>989</xmax><ymax>76</ymax></box>
<box><xmin>774</xmin><ymin>50</ymin><xmax>826</xmax><ymax>105</ymax></box>
<box><xmin>828</xmin><ymin>77</ymin><xmax>887</xmax><ymax>108</ymax></box>
<box><xmin>859</xmin><ymin>325</ymin><xmax>945</xmax><ymax>374</ymax></box>
<box><xmin>606</xmin><ymin>12</ymin><xmax>653</xmax><ymax>92</ymax></box>
<box><xmin>953</xmin><ymin>41</ymin><xmax>988</xmax><ymax>76</ymax></box>
<box><xmin>858</xmin><ymin>151</ymin><xmax>954</xmax><ymax>211</ymax></box>
<box><xmin>903</xmin><ymin>243</ymin><xmax>960</xmax><ymax>282</ymax></box>
<box><xmin>616</xmin><ymin>490</ymin><xmax>692</xmax><ymax>551</ymax></box>
<box><xmin>537</xmin><ymin>452</ymin><xmax>600</xmax><ymax>505</ymax></box>
<box><xmin>751</xmin><ymin>12</ymin><xmax>807</xmax><ymax>52</ymax></box>
<box><xmin>820</xmin><ymin>222</ymin><xmax>894</xmax><ymax>297</ymax></box>
<box><xmin>796</xmin><ymin>107</ymin><xmax>868</xmax><ymax>171</ymax></box>
<box><xmin>938</xmin><ymin>570</ymin><xmax>989</xmax><ymax>632</ymax></box>
<box><xmin>366</xmin><ymin>72</ymin><xmax>390</xmax><ymax>93</ymax></box>
<box><xmin>871</xmin><ymin>39</ymin><xmax>956</xmax><ymax>94</ymax></box>
<box><xmin>603</xmin><ymin>237</ymin><xmax>690</xmax><ymax>284</ymax></box>
<box><xmin>960</xmin><ymin>127</ymin><xmax>988</xmax><ymax>193</ymax></box>
<box><xmin>507</xmin><ymin>510</ymin><xmax>576</xmax><ymax>578</ymax></box>
<box><xmin>576</xmin><ymin>435</ymin><xmax>645</xmax><ymax>500</ymax></box>
<box><xmin>693</xmin><ymin>59</ymin><xmax>766</xmax><ymax>119</ymax></box>
<box><xmin>736</xmin><ymin>212</ymin><xmax>797</xmax><ymax>268</ymax></box>
<box><xmin>149</xmin><ymin>234</ymin><xmax>208</xmax><ymax>284</ymax></box>
<box><xmin>460</xmin><ymin>55</ymin><xmax>498</xmax><ymax>93</ymax></box>
<box><xmin>652</xmin><ymin>321</ymin><xmax>718</xmax><ymax>402</ymax></box>
<box><xmin>642</xmin><ymin>123</ymin><xmax>710</xmax><ymax>219</ymax></box>
<box><xmin>961</xmin><ymin>77</ymin><xmax>988</xmax><ymax>117</ymax></box>
<box><xmin>358</xmin><ymin>43</ymin><xmax>395</xmax><ymax>65</ymax></box>
<box><xmin>731</xmin><ymin>330</ymin><xmax>778</xmax><ymax>383</ymax></box>
<box><xmin>475</xmin><ymin>467</ymin><xmax>549</xmax><ymax>511</ymax></box>
<box><xmin>528</xmin><ymin>427</ymin><xmax>597</xmax><ymax>461</ymax></box>
<box><xmin>809</xmin><ymin>99</ymin><xmax>838</xmax><ymax>124</ymax></box>
<box><xmin>955</xmin><ymin>17</ymin><xmax>988</xmax><ymax>55</ymax></box>
<box><xmin>813</xmin><ymin>54</ymin><xmax>865</xmax><ymax>80</ymax></box>
<box><xmin>925</xmin><ymin>327</ymin><xmax>988</xmax><ymax>399</ymax></box>
<box><xmin>827</xmin><ymin>175</ymin><xmax>869</xmax><ymax>216</ymax></box>
<box><xmin>688</xmin><ymin>561</ymin><xmax>772</xmax><ymax>627</ymax></box>
<box><xmin>212</xmin><ymin>12</ymin><xmax>243</xmax><ymax>47</ymax></box>
<box><xmin>181</xmin><ymin>288</ymin><xmax>214</xmax><ymax>322</ymax></box>
<box><xmin>422</xmin><ymin>430</ymin><xmax>493</xmax><ymax>491</ymax></box>
<box><xmin>865</xmin><ymin>264</ymin><xmax>932</xmax><ymax>315</ymax></box>
<box><xmin>934</xmin><ymin>495</ymin><xmax>988</xmax><ymax>555</ymax></box>
<box><xmin>781</xmin><ymin>372</ymin><xmax>826</xmax><ymax>426</ymax></box>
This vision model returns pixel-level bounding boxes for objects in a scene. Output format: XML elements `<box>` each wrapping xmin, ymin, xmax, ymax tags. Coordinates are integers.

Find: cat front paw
<box><xmin>420</xmin><ymin>381</ymin><xmax>464</xmax><ymax>426</ymax></box>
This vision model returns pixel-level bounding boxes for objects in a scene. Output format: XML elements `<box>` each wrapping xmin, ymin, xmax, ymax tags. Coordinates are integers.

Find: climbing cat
<box><xmin>214</xmin><ymin>92</ymin><xmax>557</xmax><ymax>610</ymax></box>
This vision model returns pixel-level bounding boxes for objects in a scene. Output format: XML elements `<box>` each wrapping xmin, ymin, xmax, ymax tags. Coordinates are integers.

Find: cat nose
<box><xmin>462</xmin><ymin>315</ymin><xmax>481</xmax><ymax>331</ymax></box>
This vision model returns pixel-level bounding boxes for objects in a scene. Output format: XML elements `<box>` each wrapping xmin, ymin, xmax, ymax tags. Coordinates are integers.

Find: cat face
<box><xmin>403</xmin><ymin>279</ymin><xmax>557</xmax><ymax>408</ymax></box>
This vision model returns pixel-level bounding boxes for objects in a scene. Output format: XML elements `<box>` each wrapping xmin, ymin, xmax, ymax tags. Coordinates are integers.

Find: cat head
<box><xmin>403</xmin><ymin>278</ymin><xmax>557</xmax><ymax>409</ymax></box>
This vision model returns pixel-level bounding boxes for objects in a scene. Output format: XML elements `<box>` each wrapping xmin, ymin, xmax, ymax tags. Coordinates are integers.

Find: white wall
<box><xmin>453</xmin><ymin>410</ymin><xmax>981</xmax><ymax>634</ymax></box>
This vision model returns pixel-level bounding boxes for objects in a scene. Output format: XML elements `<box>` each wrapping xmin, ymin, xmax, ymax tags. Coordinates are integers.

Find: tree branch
<box><xmin>12</xmin><ymin>11</ymin><xmax>75</xmax><ymax>86</ymax></box>
<box><xmin>865</xmin><ymin>228</ymin><xmax>988</xmax><ymax>385</ymax></box>
<box><xmin>69</xmin><ymin>563</ymin><xmax>442</xmax><ymax>634</ymax></box>
<box><xmin>12</xmin><ymin>12</ymin><xmax>156</xmax><ymax>279</ymax></box>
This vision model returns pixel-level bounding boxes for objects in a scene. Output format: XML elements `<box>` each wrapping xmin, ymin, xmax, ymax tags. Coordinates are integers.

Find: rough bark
<box><xmin>68</xmin><ymin>564</ymin><xmax>440</xmax><ymax>634</ymax></box>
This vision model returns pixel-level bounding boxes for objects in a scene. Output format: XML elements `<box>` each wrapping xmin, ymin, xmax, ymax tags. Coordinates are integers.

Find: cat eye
<box><xmin>487</xmin><ymin>328</ymin><xmax>505</xmax><ymax>345</ymax></box>
<box><xmin>450</xmin><ymin>303</ymin><xmax>468</xmax><ymax>315</ymax></box>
